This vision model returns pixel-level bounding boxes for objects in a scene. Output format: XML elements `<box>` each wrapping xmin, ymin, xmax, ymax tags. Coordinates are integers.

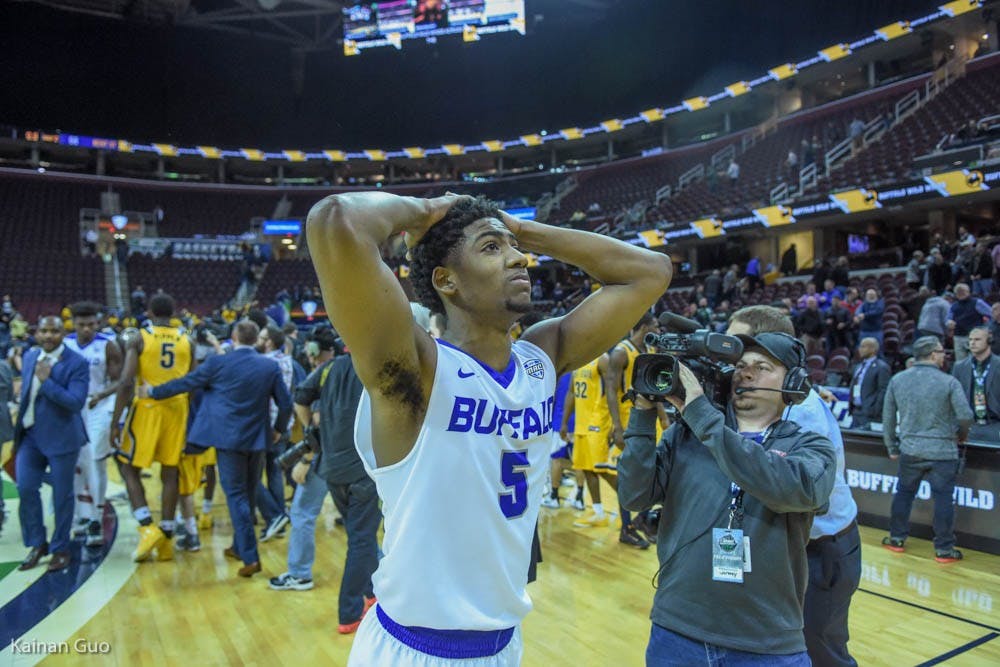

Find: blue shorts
<box><xmin>551</xmin><ymin>443</ymin><xmax>572</xmax><ymax>461</ymax></box>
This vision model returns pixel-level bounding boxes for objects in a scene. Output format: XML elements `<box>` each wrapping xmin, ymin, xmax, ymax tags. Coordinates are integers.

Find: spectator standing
<box><xmin>745</xmin><ymin>256</ymin><xmax>761</xmax><ymax>294</ymax></box>
<box><xmin>831</xmin><ymin>257</ymin><xmax>850</xmax><ymax>292</ymax></box>
<box><xmin>704</xmin><ymin>269</ymin><xmax>722</xmax><ymax>308</ymax></box>
<box><xmin>854</xmin><ymin>289</ymin><xmax>884</xmax><ymax>349</ymax></box>
<box><xmin>825</xmin><ymin>296</ymin><xmax>854</xmax><ymax>352</ymax></box>
<box><xmin>796</xmin><ymin>297</ymin><xmax>825</xmax><ymax>355</ymax></box>
<box><xmin>926</xmin><ymin>250</ymin><xmax>952</xmax><ymax>294</ymax></box>
<box><xmin>917</xmin><ymin>290</ymin><xmax>952</xmax><ymax>340</ymax></box>
<box><xmin>989</xmin><ymin>303</ymin><xmax>1000</xmax><ymax>356</ymax></box>
<box><xmin>849</xmin><ymin>117</ymin><xmax>865</xmax><ymax>150</ymax></box>
<box><xmin>780</xmin><ymin>244</ymin><xmax>798</xmax><ymax>276</ymax></box>
<box><xmin>881</xmin><ymin>336</ymin><xmax>973</xmax><ymax>563</ymax></box>
<box><xmin>848</xmin><ymin>338</ymin><xmax>890</xmax><ymax>430</ymax></box>
<box><xmin>727</xmin><ymin>159</ymin><xmax>740</xmax><ymax>186</ymax></box>
<box><xmin>951</xmin><ymin>327</ymin><xmax>1000</xmax><ymax>441</ymax></box>
<box><xmin>130</xmin><ymin>285</ymin><xmax>146</xmax><ymax>318</ymax></box>
<box><xmin>820</xmin><ymin>279</ymin><xmax>843</xmax><ymax>312</ymax></box>
<box><xmin>947</xmin><ymin>283</ymin><xmax>990</xmax><ymax>361</ymax></box>
<box><xmin>723</xmin><ymin>264</ymin><xmax>739</xmax><ymax>301</ymax></box>
<box><xmin>970</xmin><ymin>243</ymin><xmax>994</xmax><ymax>297</ymax></box>
<box><xmin>905</xmin><ymin>251</ymin><xmax>926</xmax><ymax>290</ymax></box>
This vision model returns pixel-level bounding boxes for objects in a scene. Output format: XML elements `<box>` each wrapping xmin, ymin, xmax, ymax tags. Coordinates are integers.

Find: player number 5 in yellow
<box><xmin>160</xmin><ymin>342</ymin><xmax>175</xmax><ymax>368</ymax></box>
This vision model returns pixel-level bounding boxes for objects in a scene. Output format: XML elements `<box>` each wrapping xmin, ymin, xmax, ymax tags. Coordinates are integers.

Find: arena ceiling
<box><xmin>1</xmin><ymin>0</ymin><xmax>976</xmax><ymax>150</ymax></box>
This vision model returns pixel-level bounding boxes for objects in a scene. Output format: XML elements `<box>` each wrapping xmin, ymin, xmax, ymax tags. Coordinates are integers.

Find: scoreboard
<box><xmin>342</xmin><ymin>1</ymin><xmax>526</xmax><ymax>56</ymax></box>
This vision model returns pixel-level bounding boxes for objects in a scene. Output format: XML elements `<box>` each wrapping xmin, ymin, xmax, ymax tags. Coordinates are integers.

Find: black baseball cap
<box><xmin>735</xmin><ymin>332</ymin><xmax>804</xmax><ymax>370</ymax></box>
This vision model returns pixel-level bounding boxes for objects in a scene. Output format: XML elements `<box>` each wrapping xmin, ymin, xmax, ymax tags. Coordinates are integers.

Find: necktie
<box><xmin>22</xmin><ymin>353</ymin><xmax>52</xmax><ymax>429</ymax></box>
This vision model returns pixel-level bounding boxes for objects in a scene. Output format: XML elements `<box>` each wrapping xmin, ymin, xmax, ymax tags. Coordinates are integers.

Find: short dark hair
<box><xmin>149</xmin><ymin>293</ymin><xmax>175</xmax><ymax>318</ymax></box>
<box><xmin>282</xmin><ymin>321</ymin><xmax>297</xmax><ymax>335</ymax></box>
<box><xmin>234</xmin><ymin>320</ymin><xmax>260</xmax><ymax>346</ymax></box>
<box><xmin>265</xmin><ymin>324</ymin><xmax>286</xmax><ymax>350</ymax></box>
<box><xmin>70</xmin><ymin>301</ymin><xmax>101</xmax><ymax>319</ymax></box>
<box><xmin>632</xmin><ymin>310</ymin><xmax>656</xmax><ymax>331</ymax></box>
<box><xmin>246</xmin><ymin>308</ymin><xmax>269</xmax><ymax>330</ymax></box>
<box><xmin>311</xmin><ymin>326</ymin><xmax>338</xmax><ymax>352</ymax></box>
<box><xmin>409</xmin><ymin>196</ymin><xmax>503</xmax><ymax>314</ymax></box>
<box><xmin>730</xmin><ymin>305</ymin><xmax>795</xmax><ymax>336</ymax></box>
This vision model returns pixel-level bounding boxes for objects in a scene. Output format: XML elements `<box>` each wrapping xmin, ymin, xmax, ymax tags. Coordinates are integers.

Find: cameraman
<box><xmin>269</xmin><ymin>330</ymin><xmax>382</xmax><ymax>635</ymax></box>
<box><xmin>619</xmin><ymin>332</ymin><xmax>836</xmax><ymax>665</ymax></box>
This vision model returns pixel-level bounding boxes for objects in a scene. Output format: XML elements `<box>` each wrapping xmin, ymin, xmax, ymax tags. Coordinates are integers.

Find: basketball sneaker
<box><xmin>261</xmin><ymin>513</ymin><xmax>290</xmax><ymax>542</ymax></box>
<box><xmin>133</xmin><ymin>524</ymin><xmax>166</xmax><ymax>562</ymax></box>
<box><xmin>178</xmin><ymin>533</ymin><xmax>201</xmax><ymax>552</ymax></box>
<box><xmin>540</xmin><ymin>496</ymin><xmax>560</xmax><ymax>509</ymax></box>
<box><xmin>85</xmin><ymin>521</ymin><xmax>104</xmax><ymax>547</ymax></box>
<box><xmin>934</xmin><ymin>548</ymin><xmax>963</xmax><ymax>564</ymax></box>
<box><xmin>619</xmin><ymin>525</ymin><xmax>651</xmax><ymax>549</ymax></box>
<box><xmin>71</xmin><ymin>518</ymin><xmax>90</xmax><ymax>540</ymax></box>
<box><xmin>881</xmin><ymin>536</ymin><xmax>905</xmax><ymax>553</ymax></box>
<box><xmin>269</xmin><ymin>572</ymin><xmax>315</xmax><ymax>591</ymax></box>
<box><xmin>573</xmin><ymin>512</ymin><xmax>609</xmax><ymax>528</ymax></box>
<box><xmin>197</xmin><ymin>512</ymin><xmax>214</xmax><ymax>531</ymax></box>
<box><xmin>571</xmin><ymin>497</ymin><xmax>585</xmax><ymax>511</ymax></box>
<box><xmin>156</xmin><ymin>538</ymin><xmax>175</xmax><ymax>561</ymax></box>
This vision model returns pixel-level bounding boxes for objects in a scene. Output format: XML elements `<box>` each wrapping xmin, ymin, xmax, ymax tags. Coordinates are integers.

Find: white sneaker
<box><xmin>541</xmin><ymin>497</ymin><xmax>560</xmax><ymax>509</ymax></box>
<box><xmin>269</xmin><ymin>572</ymin><xmax>314</xmax><ymax>591</ymax></box>
<box><xmin>571</xmin><ymin>498</ymin><xmax>585</xmax><ymax>511</ymax></box>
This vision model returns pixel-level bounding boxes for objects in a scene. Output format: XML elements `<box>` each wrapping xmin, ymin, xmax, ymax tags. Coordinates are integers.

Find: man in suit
<box><xmin>13</xmin><ymin>315</ymin><xmax>90</xmax><ymax>571</ymax></box>
<box><xmin>849</xmin><ymin>337</ymin><xmax>891</xmax><ymax>430</ymax></box>
<box><xmin>952</xmin><ymin>326</ymin><xmax>1000</xmax><ymax>442</ymax></box>
<box><xmin>138</xmin><ymin>320</ymin><xmax>292</xmax><ymax>577</ymax></box>
<box><xmin>0</xmin><ymin>358</ymin><xmax>16</xmax><ymax>536</ymax></box>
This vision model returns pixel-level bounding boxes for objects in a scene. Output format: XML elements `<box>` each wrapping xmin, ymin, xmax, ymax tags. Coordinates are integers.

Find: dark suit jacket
<box><xmin>150</xmin><ymin>347</ymin><xmax>292</xmax><ymax>452</ymax></box>
<box><xmin>850</xmin><ymin>358</ymin><xmax>891</xmax><ymax>421</ymax></box>
<box><xmin>15</xmin><ymin>346</ymin><xmax>89</xmax><ymax>455</ymax></box>
<box><xmin>0</xmin><ymin>361</ymin><xmax>15</xmax><ymax>443</ymax></box>
<box><xmin>952</xmin><ymin>353</ymin><xmax>1000</xmax><ymax>422</ymax></box>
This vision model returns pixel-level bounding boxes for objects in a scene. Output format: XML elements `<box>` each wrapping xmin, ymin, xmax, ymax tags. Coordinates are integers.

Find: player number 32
<box><xmin>499</xmin><ymin>450</ymin><xmax>530</xmax><ymax>519</ymax></box>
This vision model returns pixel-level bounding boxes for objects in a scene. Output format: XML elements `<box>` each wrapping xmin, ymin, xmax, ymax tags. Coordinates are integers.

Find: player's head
<box><xmin>149</xmin><ymin>293</ymin><xmax>175</xmax><ymax>319</ymax></box>
<box><xmin>233</xmin><ymin>320</ymin><xmax>260</xmax><ymax>347</ymax></box>
<box><xmin>70</xmin><ymin>301</ymin><xmax>102</xmax><ymax>344</ymax></box>
<box><xmin>410</xmin><ymin>196</ymin><xmax>531</xmax><ymax>324</ymax></box>
<box><xmin>36</xmin><ymin>314</ymin><xmax>66</xmax><ymax>352</ymax></box>
<box><xmin>630</xmin><ymin>311</ymin><xmax>657</xmax><ymax>340</ymax></box>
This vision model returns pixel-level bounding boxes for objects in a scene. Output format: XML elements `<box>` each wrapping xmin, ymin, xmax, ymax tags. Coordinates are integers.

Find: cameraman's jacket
<box><xmin>618</xmin><ymin>396</ymin><xmax>836</xmax><ymax>655</ymax></box>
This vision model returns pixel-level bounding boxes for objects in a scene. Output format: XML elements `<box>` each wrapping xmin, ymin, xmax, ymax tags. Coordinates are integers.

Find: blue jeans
<box><xmin>328</xmin><ymin>476</ymin><xmax>382</xmax><ymax>625</ymax></box>
<box><xmin>889</xmin><ymin>454</ymin><xmax>959</xmax><ymax>551</ymax></box>
<box><xmin>217</xmin><ymin>449</ymin><xmax>265</xmax><ymax>565</ymax></box>
<box><xmin>256</xmin><ymin>444</ymin><xmax>286</xmax><ymax>524</ymax></box>
<box><xmin>287</xmin><ymin>468</ymin><xmax>329</xmax><ymax>580</ymax></box>
<box><xmin>647</xmin><ymin>625</ymin><xmax>810</xmax><ymax>666</ymax></box>
<box><xmin>973</xmin><ymin>278</ymin><xmax>993</xmax><ymax>297</ymax></box>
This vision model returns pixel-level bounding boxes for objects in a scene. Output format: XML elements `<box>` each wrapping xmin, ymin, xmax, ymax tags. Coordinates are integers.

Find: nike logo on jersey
<box><xmin>457</xmin><ymin>369</ymin><xmax>476</xmax><ymax>379</ymax></box>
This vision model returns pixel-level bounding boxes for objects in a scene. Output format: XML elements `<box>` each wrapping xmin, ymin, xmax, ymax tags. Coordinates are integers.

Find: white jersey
<box><xmin>355</xmin><ymin>338</ymin><xmax>557</xmax><ymax>631</ymax></box>
<box><xmin>65</xmin><ymin>333</ymin><xmax>114</xmax><ymax>400</ymax></box>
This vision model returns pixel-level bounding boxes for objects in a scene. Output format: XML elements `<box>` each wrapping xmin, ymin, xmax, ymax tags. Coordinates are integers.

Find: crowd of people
<box><xmin>1</xmin><ymin>198</ymin><xmax>997</xmax><ymax>665</ymax></box>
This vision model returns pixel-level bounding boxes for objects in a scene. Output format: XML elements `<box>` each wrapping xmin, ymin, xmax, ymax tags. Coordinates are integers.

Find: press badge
<box><xmin>712</xmin><ymin>528</ymin><xmax>745</xmax><ymax>583</ymax></box>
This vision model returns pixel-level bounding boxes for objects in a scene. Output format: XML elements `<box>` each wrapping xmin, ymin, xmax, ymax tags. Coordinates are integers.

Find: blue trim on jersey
<box><xmin>65</xmin><ymin>332</ymin><xmax>109</xmax><ymax>350</ymax></box>
<box><xmin>375</xmin><ymin>605</ymin><xmax>515</xmax><ymax>659</ymax></box>
<box><xmin>436</xmin><ymin>339</ymin><xmax>517</xmax><ymax>389</ymax></box>
<box><xmin>0</xmin><ymin>504</ymin><xmax>118</xmax><ymax>647</ymax></box>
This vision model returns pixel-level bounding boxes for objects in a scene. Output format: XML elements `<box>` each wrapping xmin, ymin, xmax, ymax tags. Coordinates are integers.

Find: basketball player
<box><xmin>603</xmin><ymin>311</ymin><xmax>660</xmax><ymax>545</ymax></box>
<box><xmin>307</xmin><ymin>191</ymin><xmax>671</xmax><ymax>665</ymax></box>
<box><xmin>111</xmin><ymin>293</ymin><xmax>194</xmax><ymax>562</ymax></box>
<box><xmin>65</xmin><ymin>302</ymin><xmax>123</xmax><ymax>547</ymax></box>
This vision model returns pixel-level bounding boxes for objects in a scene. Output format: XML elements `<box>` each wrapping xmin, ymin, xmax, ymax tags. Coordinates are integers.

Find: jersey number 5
<box><xmin>499</xmin><ymin>450</ymin><xmax>530</xmax><ymax>519</ymax></box>
<box><xmin>160</xmin><ymin>342</ymin><xmax>175</xmax><ymax>369</ymax></box>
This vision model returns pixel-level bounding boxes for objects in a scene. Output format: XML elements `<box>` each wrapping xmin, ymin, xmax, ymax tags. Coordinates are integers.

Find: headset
<box><xmin>733</xmin><ymin>332</ymin><xmax>812</xmax><ymax>405</ymax></box>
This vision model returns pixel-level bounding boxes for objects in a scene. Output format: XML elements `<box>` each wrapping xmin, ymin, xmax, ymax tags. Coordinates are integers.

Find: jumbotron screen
<box><xmin>342</xmin><ymin>1</ymin><xmax>526</xmax><ymax>56</ymax></box>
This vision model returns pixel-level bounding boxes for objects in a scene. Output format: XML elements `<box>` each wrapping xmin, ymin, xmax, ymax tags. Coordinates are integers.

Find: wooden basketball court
<box><xmin>1</xmin><ymin>465</ymin><xmax>998</xmax><ymax>666</ymax></box>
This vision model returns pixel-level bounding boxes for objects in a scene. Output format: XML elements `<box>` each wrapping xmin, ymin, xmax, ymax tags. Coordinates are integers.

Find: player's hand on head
<box><xmin>403</xmin><ymin>193</ymin><xmax>473</xmax><ymax>249</ymax></box>
<box><xmin>497</xmin><ymin>209</ymin><xmax>524</xmax><ymax>237</ymax></box>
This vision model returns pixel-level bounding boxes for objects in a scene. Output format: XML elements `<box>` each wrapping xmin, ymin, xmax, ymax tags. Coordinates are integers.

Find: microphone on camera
<box><xmin>734</xmin><ymin>386</ymin><xmax>807</xmax><ymax>398</ymax></box>
<box><xmin>657</xmin><ymin>311</ymin><xmax>700</xmax><ymax>334</ymax></box>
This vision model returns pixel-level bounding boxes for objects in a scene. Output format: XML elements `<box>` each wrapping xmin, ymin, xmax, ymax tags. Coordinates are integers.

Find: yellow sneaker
<box><xmin>573</xmin><ymin>512</ymin><xmax>610</xmax><ymax>528</ymax></box>
<box><xmin>156</xmin><ymin>537</ymin><xmax>175</xmax><ymax>562</ymax></box>
<box><xmin>133</xmin><ymin>524</ymin><xmax>165</xmax><ymax>562</ymax></box>
<box><xmin>197</xmin><ymin>513</ymin><xmax>214</xmax><ymax>531</ymax></box>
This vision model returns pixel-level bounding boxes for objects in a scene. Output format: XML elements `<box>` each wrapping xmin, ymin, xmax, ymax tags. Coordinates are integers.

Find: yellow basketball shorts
<box><xmin>178</xmin><ymin>448</ymin><xmax>216</xmax><ymax>496</ymax></box>
<box><xmin>571</xmin><ymin>431</ymin><xmax>610</xmax><ymax>472</ymax></box>
<box><xmin>118</xmin><ymin>398</ymin><xmax>188</xmax><ymax>469</ymax></box>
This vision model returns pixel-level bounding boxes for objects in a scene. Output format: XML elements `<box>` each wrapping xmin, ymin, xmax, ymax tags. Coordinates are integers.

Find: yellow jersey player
<box><xmin>605</xmin><ymin>311</ymin><xmax>661</xmax><ymax>544</ymax></box>
<box><xmin>111</xmin><ymin>293</ymin><xmax>194</xmax><ymax>562</ymax></box>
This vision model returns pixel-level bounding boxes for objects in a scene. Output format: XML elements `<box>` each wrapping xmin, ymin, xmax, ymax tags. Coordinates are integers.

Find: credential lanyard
<box><xmin>728</xmin><ymin>423</ymin><xmax>776</xmax><ymax>530</ymax></box>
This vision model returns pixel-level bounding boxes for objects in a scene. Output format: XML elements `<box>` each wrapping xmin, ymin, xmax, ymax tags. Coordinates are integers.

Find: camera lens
<box><xmin>654</xmin><ymin>369</ymin><xmax>673</xmax><ymax>391</ymax></box>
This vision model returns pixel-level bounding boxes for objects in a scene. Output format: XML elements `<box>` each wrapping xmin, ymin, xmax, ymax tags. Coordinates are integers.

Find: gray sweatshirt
<box><xmin>618</xmin><ymin>397</ymin><xmax>836</xmax><ymax>655</ymax></box>
<box><xmin>882</xmin><ymin>362</ymin><xmax>973</xmax><ymax>460</ymax></box>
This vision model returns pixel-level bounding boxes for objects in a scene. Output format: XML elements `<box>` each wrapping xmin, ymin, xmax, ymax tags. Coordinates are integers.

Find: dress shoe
<box><xmin>19</xmin><ymin>544</ymin><xmax>49</xmax><ymax>571</ymax></box>
<box><xmin>224</xmin><ymin>546</ymin><xmax>241</xmax><ymax>560</ymax></box>
<box><xmin>47</xmin><ymin>551</ymin><xmax>71</xmax><ymax>572</ymax></box>
<box><xmin>238</xmin><ymin>561</ymin><xmax>262</xmax><ymax>577</ymax></box>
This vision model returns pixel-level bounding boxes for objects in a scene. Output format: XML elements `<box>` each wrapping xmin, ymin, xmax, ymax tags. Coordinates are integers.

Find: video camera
<box><xmin>631</xmin><ymin>312</ymin><xmax>743</xmax><ymax>406</ymax></box>
<box><xmin>276</xmin><ymin>426</ymin><xmax>321</xmax><ymax>470</ymax></box>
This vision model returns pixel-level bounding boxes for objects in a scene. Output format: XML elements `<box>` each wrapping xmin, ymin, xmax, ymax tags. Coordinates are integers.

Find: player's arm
<box><xmin>110</xmin><ymin>330</ymin><xmax>141</xmax><ymax>448</ymax></box>
<box><xmin>90</xmin><ymin>337</ymin><xmax>125</xmax><ymax>408</ymax></box>
<box><xmin>514</xmin><ymin>215</ymin><xmax>671</xmax><ymax>375</ymax></box>
<box><xmin>306</xmin><ymin>192</ymin><xmax>463</xmax><ymax>391</ymax></box>
<box><xmin>605</xmin><ymin>347</ymin><xmax>627</xmax><ymax>447</ymax></box>
<box><xmin>559</xmin><ymin>377</ymin><xmax>575</xmax><ymax>442</ymax></box>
